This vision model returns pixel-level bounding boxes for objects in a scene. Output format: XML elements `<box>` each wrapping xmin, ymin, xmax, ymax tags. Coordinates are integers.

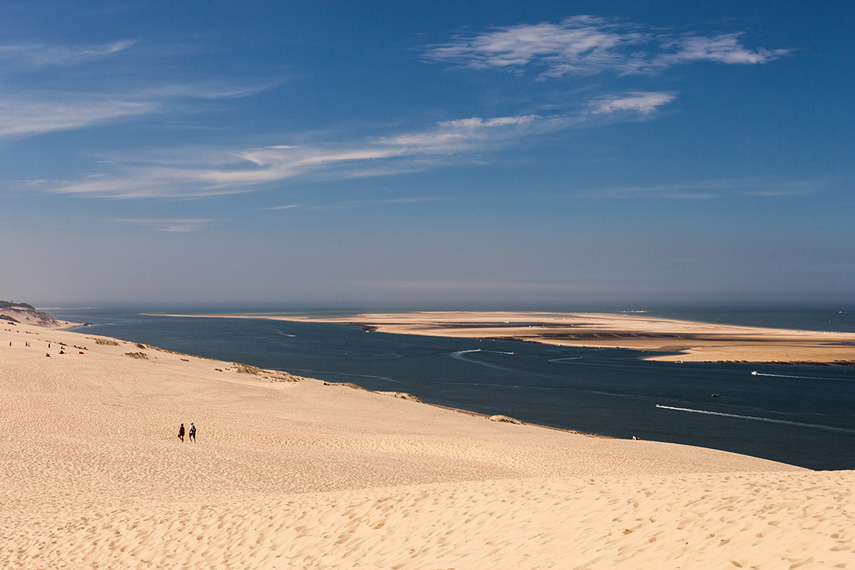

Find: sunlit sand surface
<box><xmin>2</xmin><ymin>320</ymin><xmax>852</xmax><ymax>569</ymax></box>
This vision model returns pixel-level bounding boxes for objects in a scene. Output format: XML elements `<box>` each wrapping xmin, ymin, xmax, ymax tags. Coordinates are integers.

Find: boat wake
<box><xmin>548</xmin><ymin>356</ymin><xmax>584</xmax><ymax>363</ymax></box>
<box><xmin>450</xmin><ymin>349</ymin><xmax>514</xmax><ymax>371</ymax></box>
<box><xmin>269</xmin><ymin>328</ymin><xmax>297</xmax><ymax>338</ymax></box>
<box><xmin>751</xmin><ymin>371</ymin><xmax>825</xmax><ymax>380</ymax></box>
<box><xmin>655</xmin><ymin>405</ymin><xmax>855</xmax><ymax>434</ymax></box>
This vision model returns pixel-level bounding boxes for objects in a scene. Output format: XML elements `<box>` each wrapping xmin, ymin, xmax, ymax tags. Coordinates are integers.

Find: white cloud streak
<box><xmin>423</xmin><ymin>16</ymin><xmax>789</xmax><ymax>77</ymax></box>
<box><xmin>42</xmin><ymin>99</ymin><xmax>672</xmax><ymax>199</ymax></box>
<box><xmin>0</xmin><ymin>38</ymin><xmax>270</xmax><ymax>140</ymax></box>
<box><xmin>265</xmin><ymin>204</ymin><xmax>302</xmax><ymax>211</ymax></box>
<box><xmin>592</xmin><ymin>92</ymin><xmax>675</xmax><ymax>115</ymax></box>
<box><xmin>0</xmin><ymin>40</ymin><xmax>136</xmax><ymax>67</ymax></box>
<box><xmin>0</xmin><ymin>83</ymin><xmax>271</xmax><ymax>140</ymax></box>
<box><xmin>0</xmin><ymin>96</ymin><xmax>158</xmax><ymax>138</ymax></box>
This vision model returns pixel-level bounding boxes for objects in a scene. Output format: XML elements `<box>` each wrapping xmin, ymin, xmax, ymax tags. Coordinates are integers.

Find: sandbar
<box><xmin>165</xmin><ymin>310</ymin><xmax>855</xmax><ymax>364</ymax></box>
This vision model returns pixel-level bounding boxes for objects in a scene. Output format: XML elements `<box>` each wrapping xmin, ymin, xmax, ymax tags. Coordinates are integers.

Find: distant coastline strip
<box><xmin>148</xmin><ymin>311</ymin><xmax>855</xmax><ymax>365</ymax></box>
<box><xmin>655</xmin><ymin>404</ymin><xmax>855</xmax><ymax>434</ymax></box>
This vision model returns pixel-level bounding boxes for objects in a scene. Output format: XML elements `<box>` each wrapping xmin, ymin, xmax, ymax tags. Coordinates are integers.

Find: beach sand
<box><xmin>197</xmin><ymin>310</ymin><xmax>855</xmax><ymax>364</ymax></box>
<box><xmin>2</xmin><ymin>320</ymin><xmax>853</xmax><ymax>569</ymax></box>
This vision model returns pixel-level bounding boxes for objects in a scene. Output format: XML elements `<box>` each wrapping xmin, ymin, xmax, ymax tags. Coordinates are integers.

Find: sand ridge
<box><xmin>2</xmin><ymin>320</ymin><xmax>853</xmax><ymax>569</ymax></box>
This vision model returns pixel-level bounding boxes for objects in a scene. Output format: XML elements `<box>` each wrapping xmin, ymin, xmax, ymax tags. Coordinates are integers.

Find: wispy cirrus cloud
<box><xmin>41</xmin><ymin>97</ymin><xmax>673</xmax><ymax>199</ymax></box>
<box><xmin>0</xmin><ymin>95</ymin><xmax>158</xmax><ymax>138</ymax></box>
<box><xmin>423</xmin><ymin>16</ymin><xmax>789</xmax><ymax>77</ymax></box>
<box><xmin>265</xmin><ymin>204</ymin><xmax>302</xmax><ymax>211</ymax></box>
<box><xmin>0</xmin><ymin>40</ymin><xmax>136</xmax><ymax>68</ymax></box>
<box><xmin>658</xmin><ymin>33</ymin><xmax>784</xmax><ymax>65</ymax></box>
<box><xmin>373</xmin><ymin>113</ymin><xmax>553</xmax><ymax>152</ymax></box>
<box><xmin>0</xmin><ymin>82</ymin><xmax>268</xmax><ymax>139</ymax></box>
<box><xmin>43</xmin><ymin>113</ymin><xmax>554</xmax><ymax>198</ymax></box>
<box><xmin>113</xmin><ymin>218</ymin><xmax>215</xmax><ymax>232</ymax></box>
<box><xmin>0</xmin><ymin>38</ymin><xmax>271</xmax><ymax>140</ymax></box>
<box><xmin>592</xmin><ymin>92</ymin><xmax>676</xmax><ymax>115</ymax></box>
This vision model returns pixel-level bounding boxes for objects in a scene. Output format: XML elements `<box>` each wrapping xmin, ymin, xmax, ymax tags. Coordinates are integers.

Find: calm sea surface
<box><xmin>52</xmin><ymin>307</ymin><xmax>855</xmax><ymax>470</ymax></box>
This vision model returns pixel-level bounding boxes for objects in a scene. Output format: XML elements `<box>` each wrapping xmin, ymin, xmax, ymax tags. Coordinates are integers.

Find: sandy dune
<box><xmin>2</xmin><ymin>321</ymin><xmax>853</xmax><ymax>569</ymax></box>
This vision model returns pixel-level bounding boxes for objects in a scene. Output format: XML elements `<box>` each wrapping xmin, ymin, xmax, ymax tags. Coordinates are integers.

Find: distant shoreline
<box><xmin>151</xmin><ymin>310</ymin><xmax>855</xmax><ymax>364</ymax></box>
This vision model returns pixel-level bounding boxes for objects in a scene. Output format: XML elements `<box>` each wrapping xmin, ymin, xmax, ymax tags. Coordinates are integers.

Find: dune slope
<box><xmin>1</xmin><ymin>322</ymin><xmax>852</xmax><ymax>569</ymax></box>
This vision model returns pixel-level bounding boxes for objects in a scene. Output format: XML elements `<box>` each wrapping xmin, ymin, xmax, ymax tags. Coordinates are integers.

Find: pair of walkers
<box><xmin>177</xmin><ymin>422</ymin><xmax>197</xmax><ymax>442</ymax></box>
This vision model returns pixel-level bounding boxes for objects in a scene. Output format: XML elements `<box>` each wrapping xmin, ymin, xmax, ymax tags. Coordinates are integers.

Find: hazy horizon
<box><xmin>33</xmin><ymin>299</ymin><xmax>855</xmax><ymax>314</ymax></box>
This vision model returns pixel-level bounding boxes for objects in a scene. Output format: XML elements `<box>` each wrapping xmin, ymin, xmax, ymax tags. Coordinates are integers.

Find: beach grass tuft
<box><xmin>124</xmin><ymin>351</ymin><xmax>148</xmax><ymax>359</ymax></box>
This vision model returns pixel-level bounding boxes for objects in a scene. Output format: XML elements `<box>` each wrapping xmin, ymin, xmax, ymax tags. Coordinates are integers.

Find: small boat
<box><xmin>711</xmin><ymin>393</ymin><xmax>720</xmax><ymax>398</ymax></box>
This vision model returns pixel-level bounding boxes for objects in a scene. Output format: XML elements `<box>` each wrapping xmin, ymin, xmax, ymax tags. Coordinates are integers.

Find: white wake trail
<box><xmin>450</xmin><ymin>349</ymin><xmax>514</xmax><ymax>371</ymax></box>
<box><xmin>549</xmin><ymin>356</ymin><xmax>584</xmax><ymax>363</ymax></box>
<box><xmin>655</xmin><ymin>405</ymin><xmax>855</xmax><ymax>434</ymax></box>
<box><xmin>751</xmin><ymin>371</ymin><xmax>825</xmax><ymax>380</ymax></box>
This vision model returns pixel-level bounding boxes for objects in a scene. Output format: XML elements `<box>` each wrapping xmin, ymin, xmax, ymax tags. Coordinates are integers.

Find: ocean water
<box><xmin>52</xmin><ymin>307</ymin><xmax>855</xmax><ymax>470</ymax></box>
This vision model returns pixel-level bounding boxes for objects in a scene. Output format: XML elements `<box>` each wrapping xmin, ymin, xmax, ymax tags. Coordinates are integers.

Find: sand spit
<box><xmin>178</xmin><ymin>310</ymin><xmax>855</xmax><ymax>364</ymax></box>
<box><xmin>2</xmin><ymin>321</ymin><xmax>853</xmax><ymax>569</ymax></box>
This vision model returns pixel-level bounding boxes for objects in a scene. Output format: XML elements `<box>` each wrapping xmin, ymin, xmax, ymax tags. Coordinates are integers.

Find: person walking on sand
<box><xmin>178</xmin><ymin>423</ymin><xmax>185</xmax><ymax>442</ymax></box>
<box><xmin>189</xmin><ymin>422</ymin><xmax>196</xmax><ymax>442</ymax></box>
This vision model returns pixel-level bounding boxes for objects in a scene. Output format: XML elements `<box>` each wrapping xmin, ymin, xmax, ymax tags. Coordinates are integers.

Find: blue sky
<box><xmin>2</xmin><ymin>1</ymin><xmax>853</xmax><ymax>307</ymax></box>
